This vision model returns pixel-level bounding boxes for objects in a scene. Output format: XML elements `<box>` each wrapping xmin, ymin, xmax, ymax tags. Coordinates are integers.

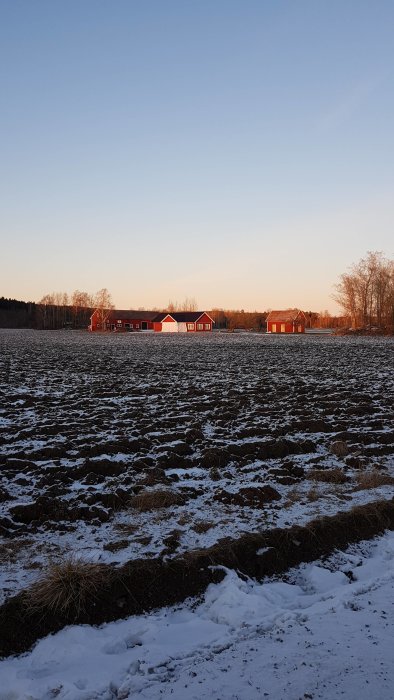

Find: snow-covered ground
<box><xmin>1</xmin><ymin>529</ymin><xmax>394</xmax><ymax>699</ymax></box>
<box><xmin>1</xmin><ymin>330</ymin><xmax>394</xmax><ymax>601</ymax></box>
<box><xmin>1</xmin><ymin>331</ymin><xmax>394</xmax><ymax>698</ymax></box>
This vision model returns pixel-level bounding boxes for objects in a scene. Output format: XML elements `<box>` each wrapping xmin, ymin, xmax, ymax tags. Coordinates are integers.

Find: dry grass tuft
<box><xmin>113</xmin><ymin>522</ymin><xmax>139</xmax><ymax>535</ymax></box>
<box><xmin>25</xmin><ymin>558</ymin><xmax>110</xmax><ymax>616</ymax></box>
<box><xmin>306</xmin><ymin>487</ymin><xmax>321</xmax><ymax>502</ymax></box>
<box><xmin>192</xmin><ymin>521</ymin><xmax>214</xmax><ymax>534</ymax></box>
<box><xmin>309</xmin><ymin>468</ymin><xmax>348</xmax><ymax>484</ymax></box>
<box><xmin>103</xmin><ymin>539</ymin><xmax>129</xmax><ymax>553</ymax></box>
<box><xmin>329</xmin><ymin>441</ymin><xmax>349</xmax><ymax>458</ymax></box>
<box><xmin>283</xmin><ymin>487</ymin><xmax>303</xmax><ymax>508</ymax></box>
<box><xmin>130</xmin><ymin>489</ymin><xmax>187</xmax><ymax>512</ymax></box>
<box><xmin>355</xmin><ymin>471</ymin><xmax>394</xmax><ymax>491</ymax></box>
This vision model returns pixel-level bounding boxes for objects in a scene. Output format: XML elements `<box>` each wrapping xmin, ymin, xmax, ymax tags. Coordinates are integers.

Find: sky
<box><xmin>1</xmin><ymin>0</ymin><xmax>393</xmax><ymax>313</ymax></box>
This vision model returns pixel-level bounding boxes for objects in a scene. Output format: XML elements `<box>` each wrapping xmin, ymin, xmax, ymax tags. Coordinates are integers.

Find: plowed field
<box><xmin>1</xmin><ymin>330</ymin><xmax>393</xmax><ymax>601</ymax></box>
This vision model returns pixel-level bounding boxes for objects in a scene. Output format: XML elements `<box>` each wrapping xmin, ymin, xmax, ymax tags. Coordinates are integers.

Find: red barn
<box><xmin>153</xmin><ymin>312</ymin><xmax>214</xmax><ymax>332</ymax></box>
<box><xmin>266</xmin><ymin>309</ymin><xmax>306</xmax><ymax>334</ymax></box>
<box><xmin>89</xmin><ymin>309</ymin><xmax>214</xmax><ymax>332</ymax></box>
<box><xmin>89</xmin><ymin>309</ymin><xmax>159</xmax><ymax>332</ymax></box>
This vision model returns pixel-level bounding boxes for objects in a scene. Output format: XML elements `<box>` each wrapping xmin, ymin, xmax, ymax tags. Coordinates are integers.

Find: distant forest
<box><xmin>0</xmin><ymin>296</ymin><xmax>93</xmax><ymax>330</ymax></box>
<box><xmin>0</xmin><ymin>297</ymin><xmax>38</xmax><ymax>328</ymax></box>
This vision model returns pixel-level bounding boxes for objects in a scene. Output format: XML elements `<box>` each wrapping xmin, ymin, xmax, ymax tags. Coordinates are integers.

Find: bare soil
<box><xmin>0</xmin><ymin>330</ymin><xmax>394</xmax><ymax>605</ymax></box>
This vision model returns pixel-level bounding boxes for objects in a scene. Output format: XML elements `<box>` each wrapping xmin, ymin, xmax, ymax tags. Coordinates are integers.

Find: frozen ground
<box><xmin>0</xmin><ymin>330</ymin><xmax>394</xmax><ymax>599</ymax></box>
<box><xmin>1</xmin><ymin>529</ymin><xmax>394</xmax><ymax>699</ymax></box>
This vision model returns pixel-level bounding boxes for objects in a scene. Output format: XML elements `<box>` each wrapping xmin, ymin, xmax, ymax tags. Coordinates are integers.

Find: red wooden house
<box><xmin>153</xmin><ymin>312</ymin><xmax>214</xmax><ymax>333</ymax></box>
<box><xmin>266</xmin><ymin>309</ymin><xmax>306</xmax><ymax>334</ymax></box>
<box><xmin>89</xmin><ymin>309</ymin><xmax>159</xmax><ymax>332</ymax></box>
<box><xmin>90</xmin><ymin>309</ymin><xmax>214</xmax><ymax>332</ymax></box>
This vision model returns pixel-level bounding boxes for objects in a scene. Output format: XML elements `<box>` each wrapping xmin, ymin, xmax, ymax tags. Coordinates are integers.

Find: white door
<box><xmin>161</xmin><ymin>321</ymin><xmax>178</xmax><ymax>332</ymax></box>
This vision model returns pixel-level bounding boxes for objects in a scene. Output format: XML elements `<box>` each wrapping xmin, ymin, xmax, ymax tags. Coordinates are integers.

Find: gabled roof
<box><xmin>153</xmin><ymin>312</ymin><xmax>167</xmax><ymax>322</ymax></box>
<box><xmin>160</xmin><ymin>311</ymin><xmax>214</xmax><ymax>323</ymax></box>
<box><xmin>106</xmin><ymin>310</ymin><xmax>161</xmax><ymax>321</ymax></box>
<box><xmin>91</xmin><ymin>309</ymin><xmax>215</xmax><ymax>323</ymax></box>
<box><xmin>266</xmin><ymin>309</ymin><xmax>306</xmax><ymax>323</ymax></box>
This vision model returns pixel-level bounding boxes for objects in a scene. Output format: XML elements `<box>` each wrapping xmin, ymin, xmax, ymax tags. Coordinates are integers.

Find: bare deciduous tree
<box><xmin>94</xmin><ymin>288</ymin><xmax>114</xmax><ymax>331</ymax></box>
<box><xmin>334</xmin><ymin>251</ymin><xmax>394</xmax><ymax>332</ymax></box>
<box><xmin>167</xmin><ymin>297</ymin><xmax>198</xmax><ymax>312</ymax></box>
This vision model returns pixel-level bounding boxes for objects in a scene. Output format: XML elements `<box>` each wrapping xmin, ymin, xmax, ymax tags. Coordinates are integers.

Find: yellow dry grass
<box><xmin>355</xmin><ymin>471</ymin><xmax>394</xmax><ymax>491</ymax></box>
<box><xmin>26</xmin><ymin>557</ymin><xmax>110</xmax><ymax>616</ymax></box>
<box><xmin>130</xmin><ymin>489</ymin><xmax>186</xmax><ymax>512</ymax></box>
<box><xmin>309</xmin><ymin>468</ymin><xmax>348</xmax><ymax>484</ymax></box>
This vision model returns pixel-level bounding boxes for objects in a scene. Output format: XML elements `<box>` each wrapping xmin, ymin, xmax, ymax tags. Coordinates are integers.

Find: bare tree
<box><xmin>71</xmin><ymin>290</ymin><xmax>95</xmax><ymax>328</ymax></box>
<box><xmin>94</xmin><ymin>288</ymin><xmax>114</xmax><ymax>331</ymax></box>
<box><xmin>167</xmin><ymin>297</ymin><xmax>198</xmax><ymax>312</ymax></box>
<box><xmin>36</xmin><ymin>289</ymin><xmax>103</xmax><ymax>329</ymax></box>
<box><xmin>180</xmin><ymin>297</ymin><xmax>198</xmax><ymax>311</ymax></box>
<box><xmin>334</xmin><ymin>251</ymin><xmax>394</xmax><ymax>332</ymax></box>
<box><xmin>37</xmin><ymin>293</ymin><xmax>54</xmax><ymax>329</ymax></box>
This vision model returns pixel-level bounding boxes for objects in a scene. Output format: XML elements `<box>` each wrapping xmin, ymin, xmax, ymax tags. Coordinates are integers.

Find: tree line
<box><xmin>37</xmin><ymin>289</ymin><xmax>115</xmax><ymax>330</ymax></box>
<box><xmin>0</xmin><ymin>297</ymin><xmax>37</xmax><ymax>328</ymax></box>
<box><xmin>0</xmin><ymin>289</ymin><xmax>112</xmax><ymax>330</ymax></box>
<box><xmin>334</xmin><ymin>251</ymin><xmax>394</xmax><ymax>332</ymax></box>
<box><xmin>0</xmin><ymin>295</ymin><xmax>348</xmax><ymax>332</ymax></box>
<box><xmin>2</xmin><ymin>252</ymin><xmax>393</xmax><ymax>333</ymax></box>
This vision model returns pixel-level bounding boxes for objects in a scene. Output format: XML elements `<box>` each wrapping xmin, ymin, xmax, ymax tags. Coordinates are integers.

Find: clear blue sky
<box><xmin>1</xmin><ymin>0</ymin><xmax>393</xmax><ymax>312</ymax></box>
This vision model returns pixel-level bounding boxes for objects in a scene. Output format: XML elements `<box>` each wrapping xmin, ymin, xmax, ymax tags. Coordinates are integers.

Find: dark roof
<box><xmin>161</xmin><ymin>312</ymin><xmax>213</xmax><ymax>323</ymax></box>
<box><xmin>98</xmin><ymin>309</ymin><xmax>215</xmax><ymax>323</ymax></box>
<box><xmin>266</xmin><ymin>309</ymin><xmax>305</xmax><ymax>323</ymax></box>
<box><xmin>153</xmin><ymin>312</ymin><xmax>167</xmax><ymax>322</ymax></box>
<box><xmin>106</xmin><ymin>310</ymin><xmax>161</xmax><ymax>321</ymax></box>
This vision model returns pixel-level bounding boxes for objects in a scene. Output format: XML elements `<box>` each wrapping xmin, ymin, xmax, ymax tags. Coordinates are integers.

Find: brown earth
<box><xmin>1</xmin><ymin>497</ymin><xmax>394</xmax><ymax>659</ymax></box>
